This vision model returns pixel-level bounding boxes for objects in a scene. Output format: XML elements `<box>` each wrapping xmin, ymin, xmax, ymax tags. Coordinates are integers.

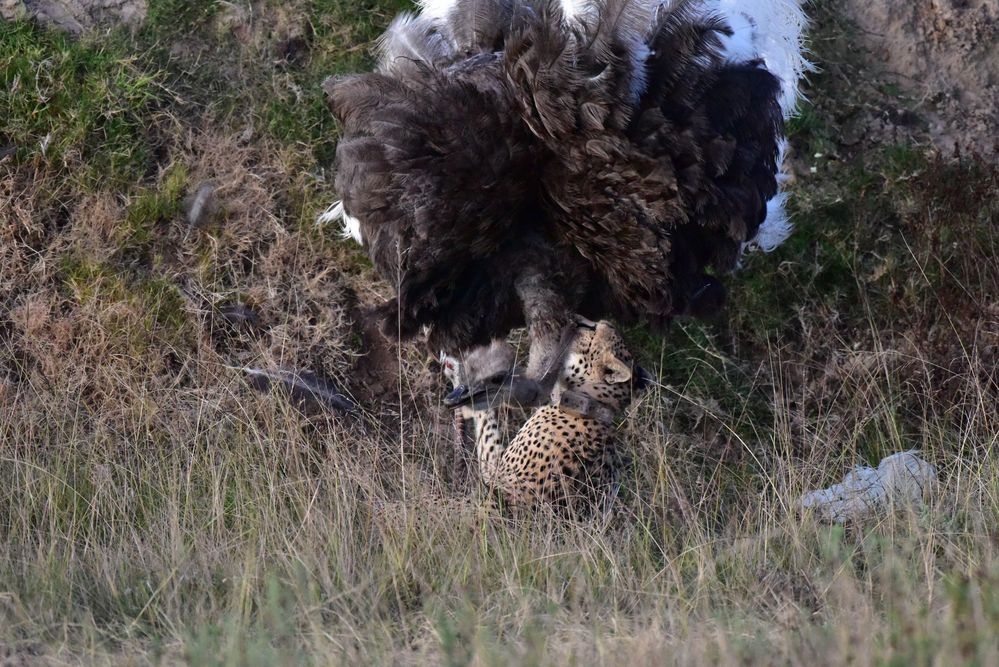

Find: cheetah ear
<box><xmin>603</xmin><ymin>353</ymin><xmax>632</xmax><ymax>385</ymax></box>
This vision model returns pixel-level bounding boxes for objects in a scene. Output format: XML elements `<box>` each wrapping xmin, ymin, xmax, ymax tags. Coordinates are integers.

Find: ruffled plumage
<box><xmin>325</xmin><ymin>0</ymin><xmax>807</xmax><ymax>353</ymax></box>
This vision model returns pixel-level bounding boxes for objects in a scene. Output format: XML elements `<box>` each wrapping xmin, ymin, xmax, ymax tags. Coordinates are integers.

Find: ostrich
<box><xmin>321</xmin><ymin>0</ymin><xmax>808</xmax><ymax>406</ymax></box>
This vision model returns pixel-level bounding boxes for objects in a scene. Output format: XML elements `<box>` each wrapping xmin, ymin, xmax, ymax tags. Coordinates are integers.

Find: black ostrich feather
<box><xmin>326</xmin><ymin>0</ymin><xmax>799</xmax><ymax>356</ymax></box>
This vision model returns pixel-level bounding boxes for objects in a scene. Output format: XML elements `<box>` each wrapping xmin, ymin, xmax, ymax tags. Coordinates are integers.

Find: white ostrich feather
<box><xmin>377</xmin><ymin>12</ymin><xmax>455</xmax><ymax>74</ymax></box>
<box><xmin>316</xmin><ymin>200</ymin><xmax>364</xmax><ymax>245</ymax></box>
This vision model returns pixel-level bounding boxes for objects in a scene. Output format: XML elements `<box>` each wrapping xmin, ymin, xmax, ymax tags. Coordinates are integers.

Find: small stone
<box><xmin>183</xmin><ymin>181</ymin><xmax>217</xmax><ymax>227</ymax></box>
<box><xmin>800</xmin><ymin>451</ymin><xmax>937</xmax><ymax>523</ymax></box>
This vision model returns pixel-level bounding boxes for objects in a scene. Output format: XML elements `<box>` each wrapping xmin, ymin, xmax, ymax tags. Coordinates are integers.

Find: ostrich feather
<box><xmin>324</xmin><ymin>0</ymin><xmax>808</xmax><ymax>353</ymax></box>
<box><xmin>377</xmin><ymin>13</ymin><xmax>456</xmax><ymax>76</ymax></box>
<box><xmin>711</xmin><ymin>0</ymin><xmax>811</xmax><ymax>118</ymax></box>
<box><xmin>419</xmin><ymin>0</ymin><xmax>461</xmax><ymax>22</ymax></box>
<box><xmin>442</xmin><ymin>0</ymin><xmax>516</xmax><ymax>53</ymax></box>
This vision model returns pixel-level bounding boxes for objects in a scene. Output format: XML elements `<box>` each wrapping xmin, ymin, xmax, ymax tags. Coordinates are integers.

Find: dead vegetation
<box><xmin>0</xmin><ymin>1</ymin><xmax>997</xmax><ymax>664</ymax></box>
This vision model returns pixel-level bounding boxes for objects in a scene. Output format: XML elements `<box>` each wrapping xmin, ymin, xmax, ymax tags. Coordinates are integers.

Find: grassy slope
<box><xmin>1</xmin><ymin>1</ymin><xmax>997</xmax><ymax>664</ymax></box>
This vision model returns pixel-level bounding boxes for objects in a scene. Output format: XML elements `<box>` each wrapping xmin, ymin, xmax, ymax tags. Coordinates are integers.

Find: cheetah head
<box><xmin>559</xmin><ymin>318</ymin><xmax>652</xmax><ymax>409</ymax></box>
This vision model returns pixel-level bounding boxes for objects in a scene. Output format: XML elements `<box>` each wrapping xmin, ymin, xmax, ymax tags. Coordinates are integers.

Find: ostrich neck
<box><xmin>514</xmin><ymin>266</ymin><xmax>573</xmax><ymax>403</ymax></box>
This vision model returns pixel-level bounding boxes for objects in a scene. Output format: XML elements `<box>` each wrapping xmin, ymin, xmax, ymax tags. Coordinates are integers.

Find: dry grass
<box><xmin>1</xmin><ymin>2</ymin><xmax>997</xmax><ymax>664</ymax></box>
<box><xmin>1</xmin><ymin>324</ymin><xmax>995</xmax><ymax>664</ymax></box>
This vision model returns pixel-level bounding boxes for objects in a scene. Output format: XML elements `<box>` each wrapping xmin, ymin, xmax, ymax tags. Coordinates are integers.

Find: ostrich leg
<box><xmin>511</xmin><ymin>266</ymin><xmax>574</xmax><ymax>406</ymax></box>
<box><xmin>443</xmin><ymin>269</ymin><xmax>576</xmax><ymax>410</ymax></box>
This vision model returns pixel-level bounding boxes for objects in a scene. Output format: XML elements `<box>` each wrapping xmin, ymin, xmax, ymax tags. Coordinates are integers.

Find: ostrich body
<box><xmin>323</xmin><ymin>0</ymin><xmax>808</xmax><ymax>403</ymax></box>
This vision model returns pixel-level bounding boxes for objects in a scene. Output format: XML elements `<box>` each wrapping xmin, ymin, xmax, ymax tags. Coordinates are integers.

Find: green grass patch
<box><xmin>143</xmin><ymin>0</ymin><xmax>222</xmax><ymax>41</ymax></box>
<box><xmin>59</xmin><ymin>255</ymin><xmax>191</xmax><ymax>349</ymax></box>
<box><xmin>117</xmin><ymin>163</ymin><xmax>189</xmax><ymax>261</ymax></box>
<box><xmin>259</xmin><ymin>0</ymin><xmax>415</xmax><ymax>162</ymax></box>
<box><xmin>0</xmin><ymin>21</ymin><xmax>164</xmax><ymax>188</ymax></box>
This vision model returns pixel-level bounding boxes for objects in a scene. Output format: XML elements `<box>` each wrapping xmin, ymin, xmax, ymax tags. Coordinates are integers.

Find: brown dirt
<box><xmin>841</xmin><ymin>0</ymin><xmax>999</xmax><ymax>154</ymax></box>
<box><xmin>1</xmin><ymin>0</ymin><xmax>146</xmax><ymax>34</ymax></box>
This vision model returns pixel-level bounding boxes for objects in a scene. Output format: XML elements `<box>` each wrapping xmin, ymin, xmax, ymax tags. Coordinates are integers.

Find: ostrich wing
<box><xmin>326</xmin><ymin>0</ymin><xmax>805</xmax><ymax>350</ymax></box>
<box><xmin>504</xmin><ymin>0</ymin><xmax>786</xmax><ymax>318</ymax></box>
<box><xmin>329</xmin><ymin>62</ymin><xmax>542</xmax><ymax>346</ymax></box>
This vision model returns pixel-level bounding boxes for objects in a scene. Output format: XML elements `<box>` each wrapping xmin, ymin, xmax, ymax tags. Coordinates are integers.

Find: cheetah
<box><xmin>443</xmin><ymin>319</ymin><xmax>651</xmax><ymax>511</ymax></box>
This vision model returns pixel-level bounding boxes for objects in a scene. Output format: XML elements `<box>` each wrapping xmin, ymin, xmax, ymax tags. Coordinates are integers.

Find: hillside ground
<box><xmin>1</xmin><ymin>1</ymin><xmax>997</xmax><ymax>664</ymax></box>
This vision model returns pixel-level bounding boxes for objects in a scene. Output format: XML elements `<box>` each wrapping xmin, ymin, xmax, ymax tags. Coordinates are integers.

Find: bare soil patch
<box><xmin>1</xmin><ymin>0</ymin><xmax>146</xmax><ymax>34</ymax></box>
<box><xmin>840</xmin><ymin>0</ymin><xmax>998</xmax><ymax>154</ymax></box>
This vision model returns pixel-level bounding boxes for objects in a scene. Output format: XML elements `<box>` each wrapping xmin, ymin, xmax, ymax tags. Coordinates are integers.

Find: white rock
<box><xmin>800</xmin><ymin>451</ymin><xmax>937</xmax><ymax>523</ymax></box>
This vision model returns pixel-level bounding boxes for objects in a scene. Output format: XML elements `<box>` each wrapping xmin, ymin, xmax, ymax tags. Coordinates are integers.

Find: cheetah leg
<box><xmin>440</xmin><ymin>349</ymin><xmax>511</xmax><ymax>486</ymax></box>
<box><xmin>470</xmin><ymin>408</ymin><xmax>506</xmax><ymax>487</ymax></box>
